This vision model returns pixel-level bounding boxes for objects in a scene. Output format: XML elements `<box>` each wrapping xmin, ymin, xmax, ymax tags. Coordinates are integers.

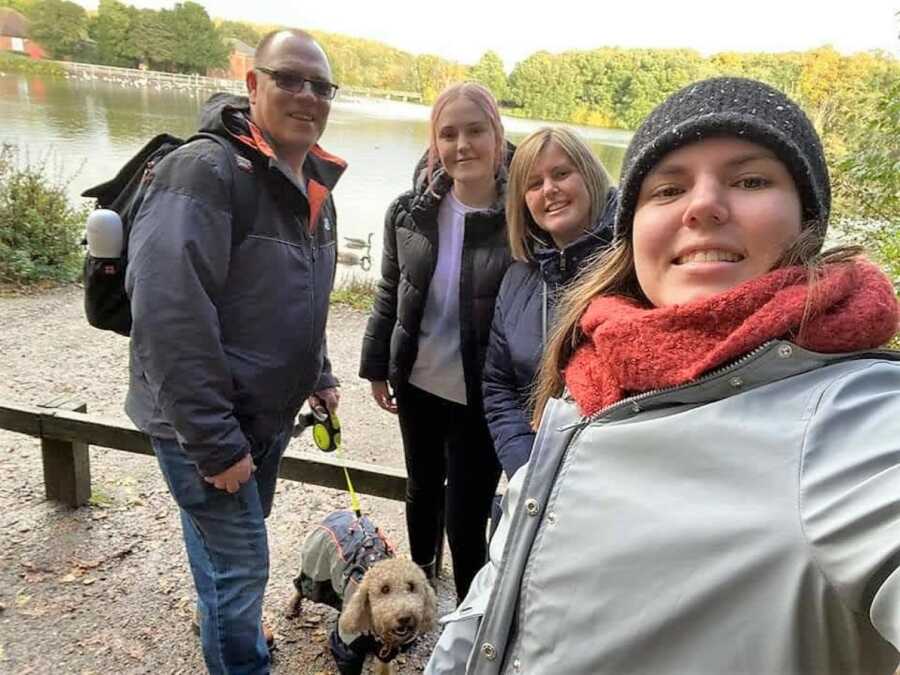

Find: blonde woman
<box><xmin>483</xmin><ymin>127</ymin><xmax>616</xmax><ymax>478</ymax></box>
<box><xmin>428</xmin><ymin>77</ymin><xmax>900</xmax><ymax>674</ymax></box>
<box><xmin>359</xmin><ymin>83</ymin><xmax>512</xmax><ymax>602</ymax></box>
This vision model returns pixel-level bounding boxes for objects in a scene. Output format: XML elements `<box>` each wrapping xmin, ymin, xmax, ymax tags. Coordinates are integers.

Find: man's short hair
<box><xmin>254</xmin><ymin>29</ymin><xmax>319</xmax><ymax>66</ymax></box>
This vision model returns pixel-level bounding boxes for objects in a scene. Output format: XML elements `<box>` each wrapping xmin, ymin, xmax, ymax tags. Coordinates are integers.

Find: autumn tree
<box><xmin>508</xmin><ymin>51</ymin><xmax>580</xmax><ymax>121</ymax></box>
<box><xmin>217</xmin><ymin>19</ymin><xmax>261</xmax><ymax>48</ymax></box>
<box><xmin>469</xmin><ymin>50</ymin><xmax>508</xmax><ymax>101</ymax></box>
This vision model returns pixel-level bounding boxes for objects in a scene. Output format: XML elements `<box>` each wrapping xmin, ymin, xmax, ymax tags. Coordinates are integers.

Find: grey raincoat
<box><xmin>427</xmin><ymin>342</ymin><xmax>900</xmax><ymax>674</ymax></box>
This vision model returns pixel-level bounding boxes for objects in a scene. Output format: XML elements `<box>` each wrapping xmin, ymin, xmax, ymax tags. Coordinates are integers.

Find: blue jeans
<box><xmin>152</xmin><ymin>429</ymin><xmax>290</xmax><ymax>675</ymax></box>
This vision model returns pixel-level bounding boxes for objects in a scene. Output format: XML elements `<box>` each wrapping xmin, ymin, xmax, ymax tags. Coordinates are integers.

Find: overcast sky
<box><xmin>75</xmin><ymin>0</ymin><xmax>899</xmax><ymax>68</ymax></box>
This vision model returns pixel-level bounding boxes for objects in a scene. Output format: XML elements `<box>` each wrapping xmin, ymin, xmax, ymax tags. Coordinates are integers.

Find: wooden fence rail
<box><xmin>0</xmin><ymin>398</ymin><xmax>408</xmax><ymax>507</ymax></box>
<box><xmin>0</xmin><ymin>397</ymin><xmax>450</xmax><ymax>572</ymax></box>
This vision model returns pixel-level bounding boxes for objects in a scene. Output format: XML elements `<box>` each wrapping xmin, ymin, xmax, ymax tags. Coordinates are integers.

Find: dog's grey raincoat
<box><xmin>296</xmin><ymin>510</ymin><xmax>393</xmax><ymax>613</ymax></box>
<box><xmin>427</xmin><ymin>343</ymin><xmax>900</xmax><ymax>674</ymax></box>
<box><xmin>296</xmin><ymin>509</ymin><xmax>408</xmax><ymax>674</ymax></box>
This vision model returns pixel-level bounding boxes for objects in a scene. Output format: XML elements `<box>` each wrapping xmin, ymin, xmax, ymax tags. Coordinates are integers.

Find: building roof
<box><xmin>224</xmin><ymin>38</ymin><xmax>255</xmax><ymax>57</ymax></box>
<box><xmin>0</xmin><ymin>8</ymin><xmax>28</xmax><ymax>38</ymax></box>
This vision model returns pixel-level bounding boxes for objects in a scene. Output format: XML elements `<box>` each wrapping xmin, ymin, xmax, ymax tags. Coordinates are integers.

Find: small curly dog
<box><xmin>287</xmin><ymin>510</ymin><xmax>437</xmax><ymax>675</ymax></box>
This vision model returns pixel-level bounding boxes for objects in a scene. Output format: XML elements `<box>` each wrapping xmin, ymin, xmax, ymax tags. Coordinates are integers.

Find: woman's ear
<box><xmin>339</xmin><ymin>575</ymin><xmax>371</xmax><ymax>636</ymax></box>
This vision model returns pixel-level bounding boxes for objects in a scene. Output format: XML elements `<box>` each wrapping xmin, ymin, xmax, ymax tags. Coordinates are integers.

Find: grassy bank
<box><xmin>330</xmin><ymin>277</ymin><xmax>376</xmax><ymax>311</ymax></box>
<box><xmin>0</xmin><ymin>52</ymin><xmax>67</xmax><ymax>77</ymax></box>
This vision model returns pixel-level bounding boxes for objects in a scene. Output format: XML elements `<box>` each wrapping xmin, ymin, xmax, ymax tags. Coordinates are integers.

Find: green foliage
<box><xmin>313</xmin><ymin>30</ymin><xmax>425</xmax><ymax>93</ymax></box>
<box><xmin>89</xmin><ymin>0</ymin><xmax>140</xmax><ymax>67</ymax></box>
<box><xmin>508</xmin><ymin>51</ymin><xmax>580</xmax><ymax>121</ymax></box>
<box><xmin>330</xmin><ymin>277</ymin><xmax>376</xmax><ymax>311</ymax></box>
<box><xmin>413</xmin><ymin>53</ymin><xmax>468</xmax><ymax>103</ymax></box>
<box><xmin>4</xmin><ymin>0</ymin><xmax>35</xmax><ymax>17</ymax></box>
<box><xmin>25</xmin><ymin>0</ymin><xmax>89</xmax><ymax>60</ymax></box>
<box><xmin>0</xmin><ymin>50</ymin><xmax>65</xmax><ymax>75</ymax></box>
<box><xmin>217</xmin><ymin>19</ymin><xmax>261</xmax><ymax>48</ymax></box>
<box><xmin>831</xmin><ymin>72</ymin><xmax>900</xmax><ymax>291</ymax></box>
<box><xmin>0</xmin><ymin>145</ymin><xmax>88</xmax><ymax>284</ymax></box>
<box><xmin>469</xmin><ymin>51</ymin><xmax>508</xmax><ymax>101</ymax></box>
<box><xmin>168</xmin><ymin>2</ymin><xmax>229</xmax><ymax>74</ymax></box>
<box><xmin>130</xmin><ymin>7</ymin><xmax>177</xmax><ymax>71</ymax></box>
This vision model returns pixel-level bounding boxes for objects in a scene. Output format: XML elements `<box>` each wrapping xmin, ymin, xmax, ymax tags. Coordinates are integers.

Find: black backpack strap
<box><xmin>187</xmin><ymin>132</ymin><xmax>259</xmax><ymax>247</ymax></box>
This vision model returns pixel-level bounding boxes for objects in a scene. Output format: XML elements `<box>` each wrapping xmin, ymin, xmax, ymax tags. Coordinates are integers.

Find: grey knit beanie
<box><xmin>615</xmin><ymin>77</ymin><xmax>830</xmax><ymax>243</ymax></box>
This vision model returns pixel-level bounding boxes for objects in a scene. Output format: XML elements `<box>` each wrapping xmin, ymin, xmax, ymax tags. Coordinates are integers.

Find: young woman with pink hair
<box><xmin>359</xmin><ymin>82</ymin><xmax>513</xmax><ymax>602</ymax></box>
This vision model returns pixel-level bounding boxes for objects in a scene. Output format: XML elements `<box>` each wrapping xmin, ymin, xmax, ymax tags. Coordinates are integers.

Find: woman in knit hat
<box><xmin>426</xmin><ymin>77</ymin><xmax>900</xmax><ymax>674</ymax></box>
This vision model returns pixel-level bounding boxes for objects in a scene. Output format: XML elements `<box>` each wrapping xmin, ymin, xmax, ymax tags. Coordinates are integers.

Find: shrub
<box><xmin>0</xmin><ymin>144</ymin><xmax>89</xmax><ymax>284</ymax></box>
<box><xmin>330</xmin><ymin>276</ymin><xmax>376</xmax><ymax>311</ymax></box>
<box><xmin>0</xmin><ymin>52</ymin><xmax>67</xmax><ymax>77</ymax></box>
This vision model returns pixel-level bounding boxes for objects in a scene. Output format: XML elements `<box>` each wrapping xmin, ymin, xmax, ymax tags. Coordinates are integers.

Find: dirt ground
<box><xmin>0</xmin><ymin>285</ymin><xmax>456</xmax><ymax>674</ymax></box>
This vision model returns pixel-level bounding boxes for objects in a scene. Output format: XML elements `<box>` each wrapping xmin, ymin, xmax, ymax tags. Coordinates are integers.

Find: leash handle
<box><xmin>301</xmin><ymin>397</ymin><xmax>360</xmax><ymax>517</ymax></box>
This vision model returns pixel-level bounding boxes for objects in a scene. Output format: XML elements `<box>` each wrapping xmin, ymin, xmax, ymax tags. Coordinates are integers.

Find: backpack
<box><xmin>81</xmin><ymin>132</ymin><xmax>259</xmax><ymax>336</ymax></box>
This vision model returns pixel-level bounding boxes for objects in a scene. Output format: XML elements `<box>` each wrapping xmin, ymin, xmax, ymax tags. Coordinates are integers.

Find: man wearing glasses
<box><xmin>125</xmin><ymin>30</ymin><xmax>345</xmax><ymax>674</ymax></box>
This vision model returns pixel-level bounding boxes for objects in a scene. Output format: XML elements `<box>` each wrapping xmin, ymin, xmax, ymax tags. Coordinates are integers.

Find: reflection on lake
<box><xmin>1</xmin><ymin>73</ymin><xmax>630</xmax><ymax>278</ymax></box>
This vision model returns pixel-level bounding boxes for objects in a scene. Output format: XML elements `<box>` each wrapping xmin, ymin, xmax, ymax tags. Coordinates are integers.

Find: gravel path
<box><xmin>0</xmin><ymin>286</ymin><xmax>454</xmax><ymax>674</ymax></box>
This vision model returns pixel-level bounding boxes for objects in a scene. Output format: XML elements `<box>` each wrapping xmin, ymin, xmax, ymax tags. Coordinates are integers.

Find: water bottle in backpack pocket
<box><xmin>83</xmin><ymin>208</ymin><xmax>129</xmax><ymax>335</ymax></box>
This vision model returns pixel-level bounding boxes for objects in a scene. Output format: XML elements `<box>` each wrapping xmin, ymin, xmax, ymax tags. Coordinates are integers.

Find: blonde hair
<box><xmin>506</xmin><ymin>127</ymin><xmax>613</xmax><ymax>262</ymax></box>
<box><xmin>427</xmin><ymin>82</ymin><xmax>505</xmax><ymax>183</ymax></box>
<box><xmin>529</xmin><ymin>227</ymin><xmax>863</xmax><ymax>427</ymax></box>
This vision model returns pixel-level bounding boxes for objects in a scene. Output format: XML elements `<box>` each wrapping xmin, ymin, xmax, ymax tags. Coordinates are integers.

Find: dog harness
<box><xmin>294</xmin><ymin>510</ymin><xmax>394</xmax><ymax>611</ymax></box>
<box><xmin>295</xmin><ymin>511</ymin><xmax>407</xmax><ymax>674</ymax></box>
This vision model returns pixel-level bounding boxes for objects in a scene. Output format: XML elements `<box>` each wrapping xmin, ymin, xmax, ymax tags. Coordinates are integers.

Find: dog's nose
<box><xmin>397</xmin><ymin>614</ymin><xmax>413</xmax><ymax>629</ymax></box>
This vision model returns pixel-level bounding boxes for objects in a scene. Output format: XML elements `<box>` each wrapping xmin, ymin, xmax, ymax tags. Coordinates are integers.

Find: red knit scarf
<box><xmin>564</xmin><ymin>260</ymin><xmax>899</xmax><ymax>416</ymax></box>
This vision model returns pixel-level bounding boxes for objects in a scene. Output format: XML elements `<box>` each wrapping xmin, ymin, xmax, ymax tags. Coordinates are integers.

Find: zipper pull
<box><xmin>557</xmin><ymin>416</ymin><xmax>589</xmax><ymax>432</ymax></box>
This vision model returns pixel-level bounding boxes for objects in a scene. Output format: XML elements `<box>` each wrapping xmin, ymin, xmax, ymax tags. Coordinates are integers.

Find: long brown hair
<box><xmin>529</xmin><ymin>227</ymin><xmax>863</xmax><ymax>427</ymax></box>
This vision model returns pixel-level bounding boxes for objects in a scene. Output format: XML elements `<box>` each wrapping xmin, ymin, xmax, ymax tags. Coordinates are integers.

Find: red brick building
<box><xmin>0</xmin><ymin>8</ymin><xmax>46</xmax><ymax>59</ymax></box>
<box><xmin>208</xmin><ymin>38</ymin><xmax>254</xmax><ymax>81</ymax></box>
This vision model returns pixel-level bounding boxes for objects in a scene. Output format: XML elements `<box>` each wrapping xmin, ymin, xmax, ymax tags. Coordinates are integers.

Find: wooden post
<box><xmin>39</xmin><ymin>397</ymin><xmax>91</xmax><ymax>508</ymax></box>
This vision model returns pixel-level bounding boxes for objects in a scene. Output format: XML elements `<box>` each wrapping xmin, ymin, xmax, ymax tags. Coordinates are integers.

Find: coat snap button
<box><xmin>729</xmin><ymin>376</ymin><xmax>744</xmax><ymax>388</ymax></box>
<box><xmin>513</xmin><ymin>658</ymin><xmax>522</xmax><ymax>670</ymax></box>
<box><xmin>481</xmin><ymin>643</ymin><xmax>497</xmax><ymax>660</ymax></box>
<box><xmin>778</xmin><ymin>344</ymin><xmax>793</xmax><ymax>358</ymax></box>
<box><xmin>525</xmin><ymin>498</ymin><xmax>539</xmax><ymax>516</ymax></box>
<box><xmin>630</xmin><ymin>402</ymin><xmax>641</xmax><ymax>413</ymax></box>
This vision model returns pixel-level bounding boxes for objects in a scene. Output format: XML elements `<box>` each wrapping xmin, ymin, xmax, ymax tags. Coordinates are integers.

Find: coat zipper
<box><xmin>558</xmin><ymin>340</ymin><xmax>778</xmax><ymax>431</ymax></box>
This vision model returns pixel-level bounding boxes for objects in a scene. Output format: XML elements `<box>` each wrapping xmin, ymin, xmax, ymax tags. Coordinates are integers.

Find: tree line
<box><xmin>3</xmin><ymin>0</ymin><xmax>897</xmax><ymax>279</ymax></box>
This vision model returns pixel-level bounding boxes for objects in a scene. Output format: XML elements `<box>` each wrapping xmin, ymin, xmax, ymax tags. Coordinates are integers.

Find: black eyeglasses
<box><xmin>255</xmin><ymin>67</ymin><xmax>339</xmax><ymax>100</ymax></box>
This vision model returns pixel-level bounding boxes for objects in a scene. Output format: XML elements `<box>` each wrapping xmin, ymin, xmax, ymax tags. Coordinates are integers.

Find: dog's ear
<box><xmin>421</xmin><ymin>579</ymin><xmax>438</xmax><ymax>632</ymax></box>
<box><xmin>339</xmin><ymin>574</ymin><xmax>371</xmax><ymax>636</ymax></box>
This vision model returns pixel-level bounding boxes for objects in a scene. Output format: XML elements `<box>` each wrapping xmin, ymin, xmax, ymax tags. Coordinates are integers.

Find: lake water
<box><xmin>1</xmin><ymin>73</ymin><xmax>630</xmax><ymax>279</ymax></box>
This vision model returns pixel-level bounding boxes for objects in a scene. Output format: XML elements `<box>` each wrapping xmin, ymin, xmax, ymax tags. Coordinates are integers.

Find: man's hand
<box><xmin>310</xmin><ymin>387</ymin><xmax>340</xmax><ymax>415</ymax></box>
<box><xmin>204</xmin><ymin>454</ymin><xmax>254</xmax><ymax>493</ymax></box>
<box><xmin>370</xmin><ymin>380</ymin><xmax>397</xmax><ymax>414</ymax></box>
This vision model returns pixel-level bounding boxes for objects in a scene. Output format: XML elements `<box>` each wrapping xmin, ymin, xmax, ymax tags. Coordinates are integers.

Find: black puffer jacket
<box><xmin>359</xmin><ymin>168</ymin><xmax>512</xmax><ymax>410</ymax></box>
<box><xmin>482</xmin><ymin>188</ymin><xmax>617</xmax><ymax>477</ymax></box>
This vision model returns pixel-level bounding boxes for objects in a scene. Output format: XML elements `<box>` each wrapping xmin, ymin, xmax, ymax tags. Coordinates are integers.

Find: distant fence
<box><xmin>53</xmin><ymin>61</ymin><xmax>422</xmax><ymax>102</ymax></box>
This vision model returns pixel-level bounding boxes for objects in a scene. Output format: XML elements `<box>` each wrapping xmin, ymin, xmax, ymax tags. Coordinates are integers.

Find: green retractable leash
<box><xmin>293</xmin><ymin>399</ymin><xmax>362</xmax><ymax>517</ymax></box>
